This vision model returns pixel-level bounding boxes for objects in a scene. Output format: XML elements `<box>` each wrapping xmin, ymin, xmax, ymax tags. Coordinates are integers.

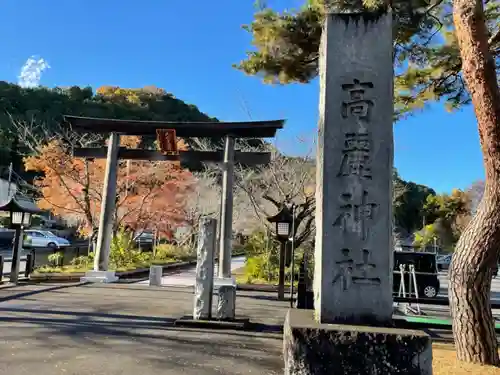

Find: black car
<box><xmin>393</xmin><ymin>251</ymin><xmax>440</xmax><ymax>299</ymax></box>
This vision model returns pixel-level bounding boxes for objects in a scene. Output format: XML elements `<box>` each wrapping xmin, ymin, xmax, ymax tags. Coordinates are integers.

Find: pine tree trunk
<box><xmin>449</xmin><ymin>0</ymin><xmax>500</xmax><ymax>365</ymax></box>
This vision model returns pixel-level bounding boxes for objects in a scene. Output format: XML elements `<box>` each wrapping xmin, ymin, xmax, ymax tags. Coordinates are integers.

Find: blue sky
<box><xmin>0</xmin><ymin>0</ymin><xmax>485</xmax><ymax>193</ymax></box>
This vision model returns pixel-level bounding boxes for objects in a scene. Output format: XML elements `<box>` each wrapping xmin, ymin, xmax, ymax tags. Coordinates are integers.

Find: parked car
<box><xmin>436</xmin><ymin>254</ymin><xmax>452</xmax><ymax>271</ymax></box>
<box><xmin>133</xmin><ymin>231</ymin><xmax>154</xmax><ymax>251</ymax></box>
<box><xmin>393</xmin><ymin>251</ymin><xmax>440</xmax><ymax>298</ymax></box>
<box><xmin>24</xmin><ymin>230</ymin><xmax>71</xmax><ymax>249</ymax></box>
<box><xmin>436</xmin><ymin>253</ymin><xmax>498</xmax><ymax>278</ymax></box>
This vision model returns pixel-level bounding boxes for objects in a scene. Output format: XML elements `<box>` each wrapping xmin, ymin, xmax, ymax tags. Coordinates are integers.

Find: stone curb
<box><xmin>28</xmin><ymin>260</ymin><xmax>197</xmax><ymax>282</ymax></box>
<box><xmin>174</xmin><ymin>316</ymin><xmax>251</xmax><ymax>330</ymax></box>
<box><xmin>28</xmin><ymin>251</ymin><xmax>247</xmax><ymax>283</ymax></box>
<box><xmin>236</xmin><ymin>283</ymin><xmax>292</xmax><ymax>292</ymax></box>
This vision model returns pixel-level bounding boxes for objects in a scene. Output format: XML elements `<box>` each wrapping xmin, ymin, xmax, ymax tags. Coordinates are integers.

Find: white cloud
<box><xmin>18</xmin><ymin>56</ymin><xmax>50</xmax><ymax>88</ymax></box>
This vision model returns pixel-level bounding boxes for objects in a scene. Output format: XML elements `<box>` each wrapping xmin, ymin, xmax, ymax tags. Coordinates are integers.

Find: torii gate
<box><xmin>63</xmin><ymin>115</ymin><xmax>284</xmax><ymax>282</ymax></box>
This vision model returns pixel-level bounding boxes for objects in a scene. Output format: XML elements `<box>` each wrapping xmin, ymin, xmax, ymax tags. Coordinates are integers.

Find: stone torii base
<box><xmin>174</xmin><ymin>217</ymin><xmax>249</xmax><ymax>330</ymax></box>
<box><xmin>81</xmin><ymin>270</ymin><xmax>118</xmax><ymax>283</ymax></box>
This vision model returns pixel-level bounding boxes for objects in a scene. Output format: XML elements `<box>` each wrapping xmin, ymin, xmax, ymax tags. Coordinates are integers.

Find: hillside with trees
<box><xmin>0</xmin><ymin>82</ymin><xmax>218</xmax><ymax>178</ymax></box>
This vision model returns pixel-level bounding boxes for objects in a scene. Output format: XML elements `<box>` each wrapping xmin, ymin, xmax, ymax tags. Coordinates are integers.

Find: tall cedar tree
<box><xmin>236</xmin><ymin>0</ymin><xmax>500</xmax><ymax>365</ymax></box>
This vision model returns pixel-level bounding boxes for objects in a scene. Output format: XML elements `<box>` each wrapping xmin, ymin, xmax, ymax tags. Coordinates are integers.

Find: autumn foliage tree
<box><xmin>23</xmin><ymin>135</ymin><xmax>194</xmax><ymax>240</ymax></box>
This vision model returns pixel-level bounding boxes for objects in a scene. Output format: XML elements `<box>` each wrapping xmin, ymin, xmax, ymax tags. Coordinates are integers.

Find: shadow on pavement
<box><xmin>0</xmin><ymin>305</ymin><xmax>284</xmax><ymax>338</ymax></box>
<box><xmin>0</xmin><ymin>282</ymin><xmax>85</xmax><ymax>303</ymax></box>
<box><xmin>0</xmin><ymin>312</ymin><xmax>283</xmax><ymax>374</ymax></box>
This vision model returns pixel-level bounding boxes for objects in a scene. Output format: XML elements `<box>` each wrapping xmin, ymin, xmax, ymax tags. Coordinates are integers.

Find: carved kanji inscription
<box><xmin>338</xmin><ymin>132</ymin><xmax>372</xmax><ymax>179</ymax></box>
<box><xmin>341</xmin><ymin>79</ymin><xmax>374</xmax><ymax>120</ymax></box>
<box><xmin>332</xmin><ymin>248</ymin><xmax>380</xmax><ymax>290</ymax></box>
<box><xmin>333</xmin><ymin>190</ymin><xmax>378</xmax><ymax>240</ymax></box>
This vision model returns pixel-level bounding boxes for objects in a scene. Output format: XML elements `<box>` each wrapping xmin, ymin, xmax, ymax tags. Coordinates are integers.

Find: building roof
<box><xmin>63</xmin><ymin>115</ymin><xmax>285</xmax><ymax>138</ymax></box>
<box><xmin>0</xmin><ymin>194</ymin><xmax>42</xmax><ymax>214</ymax></box>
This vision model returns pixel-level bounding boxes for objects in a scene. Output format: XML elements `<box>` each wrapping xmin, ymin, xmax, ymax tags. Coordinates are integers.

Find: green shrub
<box><xmin>107</xmin><ymin>228</ymin><xmax>152</xmax><ymax>269</ymax></box>
<box><xmin>70</xmin><ymin>254</ymin><xmax>94</xmax><ymax>269</ymax></box>
<box><xmin>244</xmin><ymin>230</ymin><xmax>279</xmax><ymax>257</ymax></box>
<box><xmin>47</xmin><ymin>251</ymin><xmax>64</xmax><ymax>266</ymax></box>
<box><xmin>154</xmin><ymin>244</ymin><xmax>193</xmax><ymax>262</ymax></box>
<box><xmin>244</xmin><ymin>254</ymin><xmax>279</xmax><ymax>282</ymax></box>
<box><xmin>40</xmin><ymin>229</ymin><xmax>195</xmax><ymax>273</ymax></box>
<box><xmin>242</xmin><ymin>229</ymin><xmax>312</xmax><ymax>285</ymax></box>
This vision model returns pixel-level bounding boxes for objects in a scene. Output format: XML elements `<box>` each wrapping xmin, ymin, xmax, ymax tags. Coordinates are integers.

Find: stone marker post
<box><xmin>216</xmin><ymin>277</ymin><xmax>236</xmax><ymax>320</ymax></box>
<box><xmin>193</xmin><ymin>217</ymin><xmax>217</xmax><ymax>320</ymax></box>
<box><xmin>283</xmin><ymin>11</ymin><xmax>432</xmax><ymax>375</ymax></box>
<box><xmin>314</xmin><ymin>11</ymin><xmax>394</xmax><ymax>325</ymax></box>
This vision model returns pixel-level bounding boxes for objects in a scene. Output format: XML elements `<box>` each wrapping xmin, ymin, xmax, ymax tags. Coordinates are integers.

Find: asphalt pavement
<box><xmin>0</xmin><ymin>283</ymin><xmax>287</xmax><ymax>375</ymax></box>
<box><xmin>399</xmin><ymin>271</ymin><xmax>500</xmax><ymax>323</ymax></box>
<box><xmin>438</xmin><ymin>271</ymin><xmax>500</xmax><ymax>300</ymax></box>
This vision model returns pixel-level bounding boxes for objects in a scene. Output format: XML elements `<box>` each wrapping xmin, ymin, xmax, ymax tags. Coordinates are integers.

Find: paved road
<box><xmin>136</xmin><ymin>256</ymin><xmax>246</xmax><ymax>287</ymax></box>
<box><xmin>0</xmin><ymin>283</ymin><xmax>287</xmax><ymax>375</ymax></box>
<box><xmin>438</xmin><ymin>271</ymin><xmax>500</xmax><ymax>300</ymax></box>
<box><xmin>398</xmin><ymin>272</ymin><xmax>500</xmax><ymax>322</ymax></box>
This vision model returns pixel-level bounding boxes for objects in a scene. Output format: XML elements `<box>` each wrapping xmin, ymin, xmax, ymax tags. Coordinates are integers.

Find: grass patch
<box><xmin>34</xmin><ymin>257</ymin><xmax>186</xmax><ymax>275</ymax></box>
<box><xmin>34</xmin><ymin>247</ymin><xmax>246</xmax><ymax>275</ymax></box>
<box><xmin>433</xmin><ymin>344</ymin><xmax>500</xmax><ymax>374</ymax></box>
<box><xmin>234</xmin><ymin>264</ymin><xmax>299</xmax><ymax>287</ymax></box>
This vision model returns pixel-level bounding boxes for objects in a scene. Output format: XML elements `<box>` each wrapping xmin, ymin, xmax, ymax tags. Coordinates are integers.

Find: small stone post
<box><xmin>193</xmin><ymin>217</ymin><xmax>217</xmax><ymax>320</ymax></box>
<box><xmin>149</xmin><ymin>265</ymin><xmax>163</xmax><ymax>286</ymax></box>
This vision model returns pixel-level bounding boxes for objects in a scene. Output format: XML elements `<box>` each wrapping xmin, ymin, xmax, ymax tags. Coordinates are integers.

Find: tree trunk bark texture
<box><xmin>450</xmin><ymin>0</ymin><xmax>500</xmax><ymax>365</ymax></box>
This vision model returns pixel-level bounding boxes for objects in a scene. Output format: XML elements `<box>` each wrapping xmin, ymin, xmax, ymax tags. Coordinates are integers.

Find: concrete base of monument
<box><xmin>80</xmin><ymin>270</ymin><xmax>119</xmax><ymax>283</ymax></box>
<box><xmin>283</xmin><ymin>309</ymin><xmax>432</xmax><ymax>375</ymax></box>
<box><xmin>174</xmin><ymin>315</ymin><xmax>250</xmax><ymax>330</ymax></box>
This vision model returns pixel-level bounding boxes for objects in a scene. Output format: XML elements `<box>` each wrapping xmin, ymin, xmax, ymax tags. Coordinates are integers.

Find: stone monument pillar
<box><xmin>193</xmin><ymin>217</ymin><xmax>217</xmax><ymax>320</ymax></box>
<box><xmin>283</xmin><ymin>11</ymin><xmax>432</xmax><ymax>375</ymax></box>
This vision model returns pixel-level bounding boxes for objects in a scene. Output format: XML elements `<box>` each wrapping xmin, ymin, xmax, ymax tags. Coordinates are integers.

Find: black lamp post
<box><xmin>0</xmin><ymin>194</ymin><xmax>41</xmax><ymax>284</ymax></box>
<box><xmin>267</xmin><ymin>204</ymin><xmax>294</xmax><ymax>300</ymax></box>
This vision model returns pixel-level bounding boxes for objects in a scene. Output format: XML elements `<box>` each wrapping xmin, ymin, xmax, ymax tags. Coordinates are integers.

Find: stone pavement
<box><xmin>0</xmin><ymin>283</ymin><xmax>290</xmax><ymax>375</ymax></box>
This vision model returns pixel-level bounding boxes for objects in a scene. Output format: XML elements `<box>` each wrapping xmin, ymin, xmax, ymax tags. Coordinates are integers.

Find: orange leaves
<box><xmin>24</xmin><ymin>138</ymin><xmax>195</xmax><ymax>235</ymax></box>
<box><xmin>177</xmin><ymin>138</ymin><xmax>189</xmax><ymax>151</ymax></box>
<box><xmin>120</xmin><ymin>136</ymin><xmax>141</xmax><ymax>149</ymax></box>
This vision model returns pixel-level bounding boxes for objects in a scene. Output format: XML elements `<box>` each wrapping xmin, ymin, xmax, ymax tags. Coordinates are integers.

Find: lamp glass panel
<box><xmin>22</xmin><ymin>213</ymin><xmax>31</xmax><ymax>226</ymax></box>
<box><xmin>277</xmin><ymin>222</ymin><xmax>289</xmax><ymax>237</ymax></box>
<box><xmin>11</xmin><ymin>212</ymin><xmax>23</xmax><ymax>225</ymax></box>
